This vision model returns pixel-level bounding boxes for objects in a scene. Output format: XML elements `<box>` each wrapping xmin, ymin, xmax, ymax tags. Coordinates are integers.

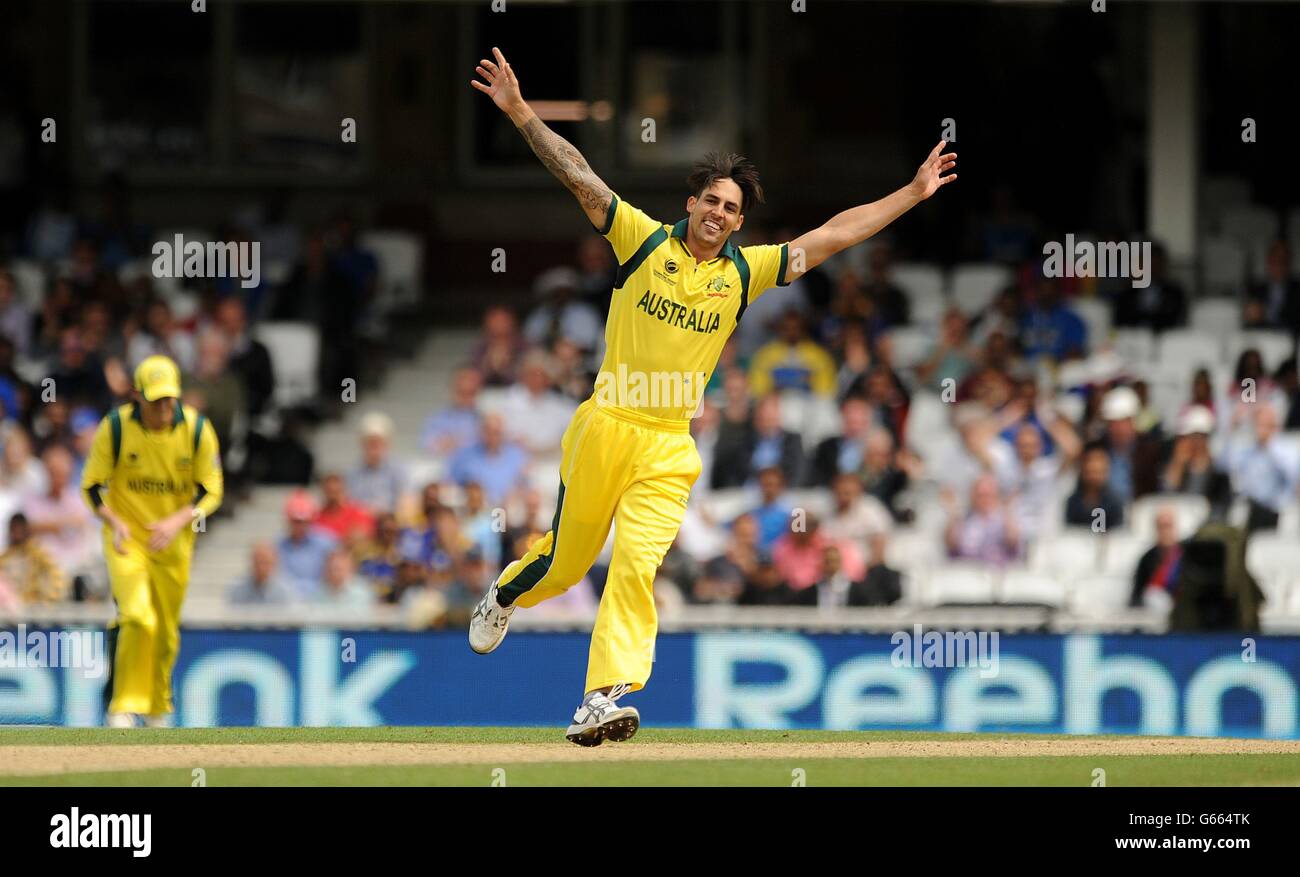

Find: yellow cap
<box><xmin>134</xmin><ymin>355</ymin><xmax>182</xmax><ymax>402</ymax></box>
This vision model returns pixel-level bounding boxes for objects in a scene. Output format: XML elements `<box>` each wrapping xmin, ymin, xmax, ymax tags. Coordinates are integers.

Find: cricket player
<box><xmin>81</xmin><ymin>354</ymin><xmax>223</xmax><ymax>728</ymax></box>
<box><xmin>468</xmin><ymin>47</ymin><xmax>956</xmax><ymax>745</ymax></box>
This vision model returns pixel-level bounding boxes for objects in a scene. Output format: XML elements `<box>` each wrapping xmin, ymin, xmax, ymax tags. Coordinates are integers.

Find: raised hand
<box><xmin>470</xmin><ymin>46</ymin><xmax>524</xmax><ymax>115</ymax></box>
<box><xmin>911</xmin><ymin>141</ymin><xmax>958</xmax><ymax>200</ymax></box>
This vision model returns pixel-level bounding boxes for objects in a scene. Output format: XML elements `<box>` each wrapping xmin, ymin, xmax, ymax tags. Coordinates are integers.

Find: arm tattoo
<box><xmin>518</xmin><ymin>117</ymin><xmax>612</xmax><ymax>214</ymax></box>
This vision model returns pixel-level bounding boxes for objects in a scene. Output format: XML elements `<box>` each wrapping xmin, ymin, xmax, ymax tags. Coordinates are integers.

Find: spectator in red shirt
<box><xmin>771</xmin><ymin>514</ymin><xmax>864</xmax><ymax>592</ymax></box>
<box><xmin>314</xmin><ymin>472</ymin><xmax>376</xmax><ymax>547</ymax></box>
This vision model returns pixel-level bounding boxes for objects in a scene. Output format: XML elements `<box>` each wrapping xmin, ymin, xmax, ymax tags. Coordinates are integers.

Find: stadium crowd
<box><xmin>3</xmin><ymin>186</ymin><xmax>1300</xmax><ymax>628</ymax></box>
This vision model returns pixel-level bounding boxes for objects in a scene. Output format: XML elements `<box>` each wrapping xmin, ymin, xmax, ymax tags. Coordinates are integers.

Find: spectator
<box><xmin>857</xmin><ymin>531</ymin><xmax>904</xmax><ymax>605</ymax></box>
<box><xmin>860</xmin><ymin>241</ymin><xmax>910</xmax><ymax>329</ymax></box>
<box><xmin>832</xmin><ymin>322</ymin><xmax>874</xmax><ymax>402</ymax></box>
<box><xmin>822</xmin><ymin>470</ymin><xmax>892</xmax><ymax>543</ymax></box>
<box><xmin>1019</xmin><ymin>280</ymin><xmax>1087</xmax><ymax>362</ymax></box>
<box><xmin>347</xmin><ymin>412</ymin><xmax>410</xmax><ymax>513</ymax></box>
<box><xmin>1223</xmin><ymin>349</ymin><xmax>1288</xmax><ymax>428</ymax></box>
<box><xmin>313</xmin><ymin>548</ymin><xmax>376</xmax><ymax>610</ymax></box>
<box><xmin>22</xmin><ymin>445</ymin><xmax>94</xmax><ymax>581</ymax></box>
<box><xmin>127</xmin><ymin>300</ymin><xmax>195</xmax><ymax>373</ymax></box>
<box><xmin>357</xmin><ymin>512</ymin><xmax>404</xmax><ymax>594</ymax></box>
<box><xmin>772</xmin><ymin>514</ymin><xmax>864</xmax><ymax>593</ymax></box>
<box><xmin>724</xmin><ymin>392</ymin><xmax>803</xmax><ymax>489</ymax></box>
<box><xmin>470</xmin><ymin>306</ymin><xmax>525</xmax><ymax>387</ymax></box>
<box><xmin>575</xmin><ymin>235</ymin><xmax>616</xmax><ymax>314</ymax></box>
<box><xmin>1161</xmin><ymin>405</ymin><xmax>1232</xmax><ymax>520</ymax></box>
<box><xmin>0</xmin><ymin>270</ymin><xmax>31</xmax><ymax>355</ymax></box>
<box><xmin>522</xmin><ymin>266</ymin><xmax>602</xmax><ymax>354</ymax></box>
<box><xmin>421</xmin><ymin>365</ymin><xmax>483</xmax><ymax>457</ymax></box>
<box><xmin>50</xmin><ymin>327</ymin><xmax>112</xmax><ymax>413</ymax></box>
<box><xmin>1</xmin><ymin>427</ymin><xmax>47</xmax><ymax>501</ymax></box>
<box><xmin>1112</xmin><ymin>243</ymin><xmax>1187</xmax><ymax>332</ymax></box>
<box><xmin>995</xmin><ymin>420</ymin><xmax>1077</xmax><ymax>539</ymax></box>
<box><xmin>1244</xmin><ymin>241</ymin><xmax>1300</xmax><ymax>333</ymax></box>
<box><xmin>277</xmin><ymin>490</ymin><xmax>338</xmax><ymax>598</ymax></box>
<box><xmin>1099</xmin><ymin>385</ymin><xmax>1162</xmax><ymax>503</ymax></box>
<box><xmin>945</xmin><ymin>473</ymin><xmax>1022</xmax><ymax>564</ymax></box>
<box><xmin>183</xmin><ymin>329</ymin><xmax>244</xmax><ymax>470</ymax></box>
<box><xmin>795</xmin><ymin>535</ymin><xmax>903</xmax><ymax>608</ymax></box>
<box><xmin>748</xmin><ymin>466</ymin><xmax>794</xmax><ymax>553</ymax></box>
<box><xmin>0</xmin><ymin>513</ymin><xmax>66</xmax><ymax>604</ymax></box>
<box><xmin>227</xmin><ymin>542</ymin><xmax>296</xmax><ymax>605</ymax></box>
<box><xmin>1065</xmin><ymin>444</ymin><xmax>1126</xmax><ymax>529</ymax></box>
<box><xmin>710</xmin><ymin>368</ymin><xmax>754</xmax><ymax>489</ymax></box>
<box><xmin>916</xmin><ymin>308</ymin><xmax>979</xmax><ymax>393</ymax></box>
<box><xmin>693</xmin><ymin>512</ymin><xmax>763</xmax><ymax>604</ymax></box>
<box><xmin>736</xmin><ymin>552</ymin><xmax>795</xmax><ymax>606</ymax></box>
<box><xmin>1129</xmin><ymin>506</ymin><xmax>1183</xmax><ymax>612</ymax></box>
<box><xmin>315</xmin><ymin>472</ymin><xmax>376</xmax><ymax>545</ymax></box>
<box><xmin>861</xmin><ymin>426</ymin><xmax>911</xmax><ymax>522</ymax></box>
<box><xmin>1219</xmin><ymin>403</ymin><xmax>1300</xmax><ymax>531</ymax></box>
<box><xmin>749</xmin><ymin>310</ymin><xmax>837</xmax><ymax>398</ymax></box>
<box><xmin>459</xmin><ymin>481</ymin><xmax>503</xmax><ymax>569</ymax></box>
<box><xmin>216</xmin><ymin>297</ymin><xmax>275</xmax><ymax>418</ymax></box>
<box><xmin>498</xmin><ymin>350</ymin><xmax>578</xmax><ymax>457</ymax></box>
<box><xmin>446</xmin><ymin>412</ymin><xmax>529</xmax><ymax>507</ymax></box>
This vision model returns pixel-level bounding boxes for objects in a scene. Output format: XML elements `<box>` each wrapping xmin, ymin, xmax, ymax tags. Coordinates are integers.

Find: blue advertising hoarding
<box><xmin>1</xmin><ymin>628</ymin><xmax>1297</xmax><ymax>737</ymax></box>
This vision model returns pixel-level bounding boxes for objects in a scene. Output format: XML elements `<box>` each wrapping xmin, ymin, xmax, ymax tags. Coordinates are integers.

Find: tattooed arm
<box><xmin>471</xmin><ymin>47</ymin><xmax>612</xmax><ymax>227</ymax></box>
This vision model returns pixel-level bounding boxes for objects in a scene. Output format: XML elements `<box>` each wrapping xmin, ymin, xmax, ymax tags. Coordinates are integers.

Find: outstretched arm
<box><xmin>785</xmin><ymin>141</ymin><xmax>957</xmax><ymax>282</ymax></box>
<box><xmin>471</xmin><ymin>47</ymin><xmax>612</xmax><ymax>228</ymax></box>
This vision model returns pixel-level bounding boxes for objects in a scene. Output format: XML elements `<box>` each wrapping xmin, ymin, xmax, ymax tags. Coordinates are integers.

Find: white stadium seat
<box><xmin>1111</xmin><ymin>327</ymin><xmax>1155</xmax><ymax>365</ymax></box>
<box><xmin>888</xmin><ymin>325</ymin><xmax>935</xmax><ymax>372</ymax></box>
<box><xmin>892</xmin><ymin>262</ymin><xmax>946</xmax><ymax>302</ymax></box>
<box><xmin>999</xmin><ymin>568</ymin><xmax>1067</xmax><ymax>607</ymax></box>
<box><xmin>1029</xmin><ymin>528</ymin><xmax>1101</xmax><ymax>581</ymax></box>
<box><xmin>1071</xmin><ymin>298</ymin><xmax>1111</xmax><ymax>349</ymax></box>
<box><xmin>1099</xmin><ymin>533</ymin><xmax>1148</xmax><ymax>578</ymax></box>
<box><xmin>1224</xmin><ymin>330</ymin><xmax>1296</xmax><ymax>371</ymax></box>
<box><xmin>1189</xmin><ymin>298</ymin><xmax>1241</xmax><ymax>334</ymax></box>
<box><xmin>1201</xmin><ymin>236</ymin><xmax>1247</xmax><ymax>295</ymax></box>
<box><xmin>1068</xmin><ymin>574</ymin><xmax>1133</xmax><ymax>616</ymax></box>
<box><xmin>885</xmin><ymin>528</ymin><xmax>943</xmax><ymax>575</ymax></box>
<box><xmin>360</xmin><ymin>230</ymin><xmax>424</xmax><ymax>311</ymax></box>
<box><xmin>921</xmin><ymin>562</ymin><xmax>996</xmax><ymax>606</ymax></box>
<box><xmin>949</xmin><ymin>263</ymin><xmax>1013</xmax><ymax>316</ymax></box>
<box><xmin>1129</xmin><ymin>494</ymin><xmax>1211</xmax><ymax>544</ymax></box>
<box><xmin>7</xmin><ymin>258</ymin><xmax>47</xmax><ymax>309</ymax></box>
<box><xmin>255</xmin><ymin>321</ymin><xmax>320</xmax><ymax>409</ymax></box>
<box><xmin>1157</xmin><ymin>329</ymin><xmax>1224</xmax><ymax>370</ymax></box>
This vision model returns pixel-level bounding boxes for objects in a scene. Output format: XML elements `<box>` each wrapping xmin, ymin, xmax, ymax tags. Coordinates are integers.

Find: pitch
<box><xmin>2</xmin><ymin>727</ymin><xmax>1299</xmax><ymax>787</ymax></box>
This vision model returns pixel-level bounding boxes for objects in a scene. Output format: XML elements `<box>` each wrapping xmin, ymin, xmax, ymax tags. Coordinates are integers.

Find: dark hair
<box><xmin>687</xmin><ymin>152</ymin><xmax>764</xmax><ymax>213</ymax></box>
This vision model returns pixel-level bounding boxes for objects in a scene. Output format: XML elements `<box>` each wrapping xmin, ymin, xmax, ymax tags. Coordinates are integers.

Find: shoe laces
<box><xmin>607</xmin><ymin>683</ymin><xmax>632</xmax><ymax>701</ymax></box>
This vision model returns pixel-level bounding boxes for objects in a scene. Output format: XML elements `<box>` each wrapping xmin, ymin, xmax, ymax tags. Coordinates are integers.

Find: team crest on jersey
<box><xmin>706</xmin><ymin>276</ymin><xmax>731</xmax><ymax>297</ymax></box>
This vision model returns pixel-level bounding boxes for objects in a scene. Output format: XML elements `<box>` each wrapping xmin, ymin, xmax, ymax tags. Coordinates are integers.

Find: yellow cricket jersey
<box><xmin>80</xmin><ymin>402</ymin><xmax>224</xmax><ymax>545</ymax></box>
<box><xmin>592</xmin><ymin>193</ymin><xmax>791</xmax><ymax>421</ymax></box>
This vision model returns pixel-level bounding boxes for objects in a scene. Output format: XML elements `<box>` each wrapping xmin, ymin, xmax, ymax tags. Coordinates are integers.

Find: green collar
<box><xmin>671</xmin><ymin>218</ymin><xmax>739</xmax><ymax>264</ymax></box>
<box><xmin>131</xmin><ymin>400</ymin><xmax>185</xmax><ymax>430</ymax></box>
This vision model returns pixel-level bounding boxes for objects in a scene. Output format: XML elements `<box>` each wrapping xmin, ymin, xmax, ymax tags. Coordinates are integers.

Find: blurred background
<box><xmin>2</xmin><ymin>0</ymin><xmax>1300</xmax><ymax>731</ymax></box>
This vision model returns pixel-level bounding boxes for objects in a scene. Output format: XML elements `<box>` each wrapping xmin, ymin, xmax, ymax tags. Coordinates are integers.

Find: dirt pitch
<box><xmin>4</xmin><ymin>736</ymin><xmax>1300</xmax><ymax>777</ymax></box>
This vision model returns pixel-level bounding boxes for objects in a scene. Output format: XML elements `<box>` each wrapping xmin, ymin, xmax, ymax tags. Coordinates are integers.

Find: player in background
<box><xmin>81</xmin><ymin>355</ymin><xmax>223</xmax><ymax>728</ymax></box>
<box><xmin>469</xmin><ymin>47</ymin><xmax>955</xmax><ymax>745</ymax></box>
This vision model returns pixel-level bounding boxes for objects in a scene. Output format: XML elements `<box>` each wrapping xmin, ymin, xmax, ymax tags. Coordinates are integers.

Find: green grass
<box><xmin>3</xmin><ymin>726</ymin><xmax>1298</xmax><ymax>787</ymax></box>
<box><xmin>4</xmin><ymin>755</ymin><xmax>1300</xmax><ymax>787</ymax></box>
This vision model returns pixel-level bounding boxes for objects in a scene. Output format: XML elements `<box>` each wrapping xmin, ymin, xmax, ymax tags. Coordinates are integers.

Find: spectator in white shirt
<box><xmin>499</xmin><ymin>350</ymin><xmax>578</xmax><ymax>457</ymax></box>
<box><xmin>522</xmin><ymin>267</ymin><xmax>602</xmax><ymax>354</ymax></box>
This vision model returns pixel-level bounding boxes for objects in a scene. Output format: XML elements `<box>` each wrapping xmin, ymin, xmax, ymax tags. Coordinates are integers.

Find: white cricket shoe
<box><xmin>106</xmin><ymin>712</ymin><xmax>136</xmax><ymax>729</ymax></box>
<box><xmin>468</xmin><ymin>580</ymin><xmax>515</xmax><ymax>654</ymax></box>
<box><xmin>565</xmin><ymin>684</ymin><xmax>639</xmax><ymax>747</ymax></box>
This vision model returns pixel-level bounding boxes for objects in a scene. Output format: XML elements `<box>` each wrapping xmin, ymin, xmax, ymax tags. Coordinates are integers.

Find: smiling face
<box><xmin>686</xmin><ymin>177</ymin><xmax>745</xmax><ymax>252</ymax></box>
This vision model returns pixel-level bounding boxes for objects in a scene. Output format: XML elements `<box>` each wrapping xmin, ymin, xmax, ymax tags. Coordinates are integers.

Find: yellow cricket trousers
<box><xmin>104</xmin><ymin>530</ymin><xmax>194</xmax><ymax>716</ymax></box>
<box><xmin>497</xmin><ymin>397</ymin><xmax>702</xmax><ymax>695</ymax></box>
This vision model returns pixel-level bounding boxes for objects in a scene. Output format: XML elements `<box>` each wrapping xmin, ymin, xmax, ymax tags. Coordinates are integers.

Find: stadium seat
<box><xmin>921</xmin><ymin>562</ymin><xmax>996</xmax><ymax>606</ymax></box>
<box><xmin>1188</xmin><ymin>298</ymin><xmax>1241</xmax><ymax>334</ymax></box>
<box><xmin>1224</xmin><ymin>330</ymin><xmax>1296</xmax><ymax>371</ymax></box>
<box><xmin>892</xmin><ymin>262</ymin><xmax>946</xmax><ymax>307</ymax></box>
<box><xmin>885</xmin><ymin>527</ymin><xmax>943</xmax><ymax>575</ymax></box>
<box><xmin>998</xmin><ymin>568</ymin><xmax>1067</xmax><ymax>607</ymax></box>
<box><xmin>1129</xmin><ymin>494</ymin><xmax>1211</xmax><ymax>543</ymax></box>
<box><xmin>1071</xmin><ymin>298</ymin><xmax>1111</xmax><ymax>349</ymax></box>
<box><xmin>255</xmin><ymin>321</ymin><xmax>320</xmax><ymax>409</ymax></box>
<box><xmin>888</xmin><ymin>325</ymin><xmax>934</xmax><ymax>372</ymax></box>
<box><xmin>1246</xmin><ymin>534</ymin><xmax>1300</xmax><ymax>617</ymax></box>
<box><xmin>1219</xmin><ymin>204</ymin><xmax>1279</xmax><ymax>248</ymax></box>
<box><xmin>949</xmin><ymin>263</ymin><xmax>1012</xmax><ymax>316</ymax></box>
<box><xmin>7</xmin><ymin>258</ymin><xmax>47</xmax><ymax>309</ymax></box>
<box><xmin>903</xmin><ymin>392</ymin><xmax>953</xmax><ymax>465</ymax></box>
<box><xmin>1157</xmin><ymin>329</ymin><xmax>1223</xmax><ymax>370</ymax></box>
<box><xmin>698</xmin><ymin>488</ymin><xmax>753</xmax><ymax>525</ymax></box>
<box><xmin>1029</xmin><ymin>528</ymin><xmax>1101</xmax><ymax>581</ymax></box>
<box><xmin>1099</xmin><ymin>532</ymin><xmax>1148</xmax><ymax>578</ymax></box>
<box><xmin>1201</xmin><ymin>236</ymin><xmax>1247</xmax><ymax>295</ymax></box>
<box><xmin>360</xmin><ymin>230</ymin><xmax>424</xmax><ymax>312</ymax></box>
<box><xmin>1067</xmin><ymin>573</ymin><xmax>1133</xmax><ymax>616</ymax></box>
<box><xmin>1111</xmin><ymin>327</ymin><xmax>1155</xmax><ymax>364</ymax></box>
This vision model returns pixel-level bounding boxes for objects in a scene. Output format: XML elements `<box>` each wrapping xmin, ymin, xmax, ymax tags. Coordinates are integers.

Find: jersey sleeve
<box><xmin>740</xmin><ymin>242</ymin><xmax>791</xmax><ymax>302</ymax></box>
<box><xmin>192</xmin><ymin>418</ymin><xmax>225</xmax><ymax>520</ymax></box>
<box><xmin>80</xmin><ymin>416</ymin><xmax>116</xmax><ymax>509</ymax></box>
<box><xmin>594</xmin><ymin>194</ymin><xmax>664</xmax><ymax>266</ymax></box>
